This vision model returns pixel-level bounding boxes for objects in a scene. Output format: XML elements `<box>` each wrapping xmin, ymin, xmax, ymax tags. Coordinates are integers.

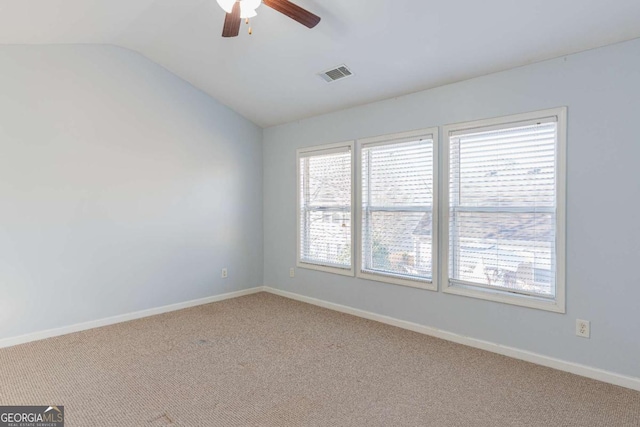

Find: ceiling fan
<box><xmin>216</xmin><ymin>0</ymin><xmax>321</xmax><ymax>37</ymax></box>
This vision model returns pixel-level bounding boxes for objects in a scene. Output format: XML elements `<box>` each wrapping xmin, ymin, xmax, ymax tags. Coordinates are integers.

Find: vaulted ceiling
<box><xmin>1</xmin><ymin>0</ymin><xmax>639</xmax><ymax>127</ymax></box>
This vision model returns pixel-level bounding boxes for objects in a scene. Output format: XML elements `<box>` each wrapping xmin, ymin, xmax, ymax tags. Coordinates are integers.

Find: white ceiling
<box><xmin>1</xmin><ymin>0</ymin><xmax>640</xmax><ymax>127</ymax></box>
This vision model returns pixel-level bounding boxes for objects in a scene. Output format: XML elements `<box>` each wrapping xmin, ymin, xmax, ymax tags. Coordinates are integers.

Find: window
<box><xmin>297</xmin><ymin>142</ymin><xmax>354</xmax><ymax>276</ymax></box>
<box><xmin>358</xmin><ymin>129</ymin><xmax>438</xmax><ymax>289</ymax></box>
<box><xmin>443</xmin><ymin>108</ymin><xmax>566</xmax><ymax>312</ymax></box>
<box><xmin>295</xmin><ymin>108</ymin><xmax>566</xmax><ymax>312</ymax></box>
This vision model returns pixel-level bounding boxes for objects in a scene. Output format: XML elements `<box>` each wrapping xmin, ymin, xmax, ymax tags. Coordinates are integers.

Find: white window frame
<box><xmin>441</xmin><ymin>108</ymin><xmax>567</xmax><ymax>313</ymax></box>
<box><xmin>356</xmin><ymin>128</ymin><xmax>439</xmax><ymax>290</ymax></box>
<box><xmin>296</xmin><ymin>141</ymin><xmax>356</xmax><ymax>277</ymax></box>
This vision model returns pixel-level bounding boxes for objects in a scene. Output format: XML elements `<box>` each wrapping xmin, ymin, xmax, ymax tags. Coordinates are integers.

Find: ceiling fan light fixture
<box><xmin>216</xmin><ymin>0</ymin><xmax>236</xmax><ymax>14</ymax></box>
<box><xmin>218</xmin><ymin>0</ymin><xmax>261</xmax><ymax>16</ymax></box>
<box><xmin>240</xmin><ymin>3</ymin><xmax>258</xmax><ymax>19</ymax></box>
<box><xmin>243</xmin><ymin>0</ymin><xmax>262</xmax><ymax>10</ymax></box>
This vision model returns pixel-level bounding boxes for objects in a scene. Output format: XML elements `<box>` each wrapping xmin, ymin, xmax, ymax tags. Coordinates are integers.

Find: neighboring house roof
<box><xmin>413</xmin><ymin>213</ymin><xmax>432</xmax><ymax>237</ymax></box>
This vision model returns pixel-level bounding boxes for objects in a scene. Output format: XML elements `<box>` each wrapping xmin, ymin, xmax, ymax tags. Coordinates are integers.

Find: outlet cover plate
<box><xmin>576</xmin><ymin>319</ymin><xmax>590</xmax><ymax>338</ymax></box>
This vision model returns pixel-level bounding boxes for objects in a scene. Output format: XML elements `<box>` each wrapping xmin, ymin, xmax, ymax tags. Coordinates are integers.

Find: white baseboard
<box><xmin>4</xmin><ymin>285</ymin><xmax>638</xmax><ymax>392</ymax></box>
<box><xmin>0</xmin><ymin>286</ymin><xmax>265</xmax><ymax>349</ymax></box>
<box><xmin>263</xmin><ymin>286</ymin><xmax>640</xmax><ymax>392</ymax></box>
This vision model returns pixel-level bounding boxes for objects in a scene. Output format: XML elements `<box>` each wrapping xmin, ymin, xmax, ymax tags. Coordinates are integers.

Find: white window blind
<box><xmin>449</xmin><ymin>120</ymin><xmax>558</xmax><ymax>298</ymax></box>
<box><xmin>298</xmin><ymin>145</ymin><xmax>352</xmax><ymax>270</ymax></box>
<box><xmin>361</xmin><ymin>137</ymin><xmax>434</xmax><ymax>283</ymax></box>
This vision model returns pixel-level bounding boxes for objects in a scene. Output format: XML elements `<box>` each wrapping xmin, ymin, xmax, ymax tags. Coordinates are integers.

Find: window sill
<box><xmin>357</xmin><ymin>270</ymin><xmax>437</xmax><ymax>291</ymax></box>
<box><xmin>297</xmin><ymin>261</ymin><xmax>354</xmax><ymax>277</ymax></box>
<box><xmin>442</xmin><ymin>281</ymin><xmax>565</xmax><ymax>313</ymax></box>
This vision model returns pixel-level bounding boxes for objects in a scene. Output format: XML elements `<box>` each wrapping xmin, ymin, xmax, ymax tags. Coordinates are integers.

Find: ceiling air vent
<box><xmin>319</xmin><ymin>65</ymin><xmax>353</xmax><ymax>83</ymax></box>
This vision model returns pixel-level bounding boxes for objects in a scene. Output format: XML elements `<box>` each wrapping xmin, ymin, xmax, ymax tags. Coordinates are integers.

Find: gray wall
<box><xmin>0</xmin><ymin>45</ymin><xmax>263</xmax><ymax>340</ymax></box>
<box><xmin>263</xmin><ymin>38</ymin><xmax>640</xmax><ymax>378</ymax></box>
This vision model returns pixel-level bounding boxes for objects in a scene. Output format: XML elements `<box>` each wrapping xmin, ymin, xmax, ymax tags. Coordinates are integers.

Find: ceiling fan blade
<box><xmin>263</xmin><ymin>0</ymin><xmax>321</xmax><ymax>29</ymax></box>
<box><xmin>222</xmin><ymin>1</ymin><xmax>241</xmax><ymax>37</ymax></box>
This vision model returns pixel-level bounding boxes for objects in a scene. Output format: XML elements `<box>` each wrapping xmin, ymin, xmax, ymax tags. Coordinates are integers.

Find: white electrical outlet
<box><xmin>289</xmin><ymin>268</ymin><xmax>295</xmax><ymax>278</ymax></box>
<box><xmin>221</xmin><ymin>268</ymin><xmax>228</xmax><ymax>279</ymax></box>
<box><xmin>576</xmin><ymin>319</ymin><xmax>590</xmax><ymax>338</ymax></box>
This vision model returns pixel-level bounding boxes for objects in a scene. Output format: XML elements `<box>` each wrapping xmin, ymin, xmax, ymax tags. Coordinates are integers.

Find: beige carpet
<box><xmin>0</xmin><ymin>292</ymin><xmax>638</xmax><ymax>426</ymax></box>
